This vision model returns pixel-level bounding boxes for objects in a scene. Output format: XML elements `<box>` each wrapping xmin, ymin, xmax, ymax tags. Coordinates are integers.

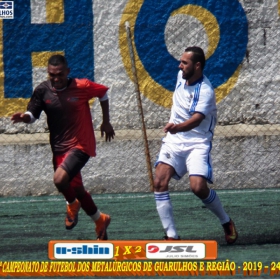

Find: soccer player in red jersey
<box><xmin>11</xmin><ymin>54</ymin><xmax>115</xmax><ymax>240</ymax></box>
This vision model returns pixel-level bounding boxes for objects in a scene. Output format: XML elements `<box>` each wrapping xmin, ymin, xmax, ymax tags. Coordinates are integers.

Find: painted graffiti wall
<box><xmin>0</xmin><ymin>0</ymin><xmax>279</xmax><ymax>196</ymax></box>
<box><xmin>1</xmin><ymin>0</ymin><xmax>279</xmax><ymax>129</ymax></box>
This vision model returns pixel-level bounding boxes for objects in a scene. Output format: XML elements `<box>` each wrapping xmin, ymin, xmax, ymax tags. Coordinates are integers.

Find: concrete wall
<box><xmin>0</xmin><ymin>124</ymin><xmax>279</xmax><ymax>196</ymax></box>
<box><xmin>0</xmin><ymin>0</ymin><xmax>279</xmax><ymax>196</ymax></box>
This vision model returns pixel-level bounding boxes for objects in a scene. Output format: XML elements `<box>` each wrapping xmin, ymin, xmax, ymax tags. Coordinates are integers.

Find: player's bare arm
<box><xmin>100</xmin><ymin>99</ymin><xmax>115</xmax><ymax>142</ymax></box>
<box><xmin>11</xmin><ymin>112</ymin><xmax>31</xmax><ymax>124</ymax></box>
<box><xmin>164</xmin><ymin>112</ymin><xmax>204</xmax><ymax>134</ymax></box>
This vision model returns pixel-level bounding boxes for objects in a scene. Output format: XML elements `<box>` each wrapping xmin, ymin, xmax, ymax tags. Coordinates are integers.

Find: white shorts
<box><xmin>155</xmin><ymin>141</ymin><xmax>214</xmax><ymax>183</ymax></box>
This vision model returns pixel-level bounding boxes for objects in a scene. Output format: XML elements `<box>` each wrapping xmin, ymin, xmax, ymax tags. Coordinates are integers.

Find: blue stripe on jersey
<box><xmin>202</xmin><ymin>189</ymin><xmax>216</xmax><ymax>204</ymax></box>
<box><xmin>190</xmin><ymin>78</ymin><xmax>203</xmax><ymax>113</ymax></box>
<box><xmin>207</xmin><ymin>141</ymin><xmax>213</xmax><ymax>182</ymax></box>
<box><xmin>176</xmin><ymin>81</ymin><xmax>182</xmax><ymax>89</ymax></box>
<box><xmin>208</xmin><ymin>116</ymin><xmax>214</xmax><ymax>137</ymax></box>
<box><xmin>154</xmin><ymin>192</ymin><xmax>170</xmax><ymax>201</ymax></box>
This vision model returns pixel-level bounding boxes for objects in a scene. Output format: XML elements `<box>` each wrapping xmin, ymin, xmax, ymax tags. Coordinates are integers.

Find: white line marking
<box><xmin>0</xmin><ymin>189</ymin><xmax>279</xmax><ymax>204</ymax></box>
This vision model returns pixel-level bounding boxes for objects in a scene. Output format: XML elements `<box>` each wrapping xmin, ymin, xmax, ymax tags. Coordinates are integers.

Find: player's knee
<box><xmin>53</xmin><ymin>167</ymin><xmax>70</xmax><ymax>192</ymax></box>
<box><xmin>153</xmin><ymin>177</ymin><xmax>168</xmax><ymax>192</ymax></box>
<box><xmin>189</xmin><ymin>177</ymin><xmax>209</xmax><ymax>199</ymax></box>
<box><xmin>191</xmin><ymin>187</ymin><xmax>204</xmax><ymax>198</ymax></box>
<box><xmin>53</xmin><ymin>175</ymin><xmax>69</xmax><ymax>192</ymax></box>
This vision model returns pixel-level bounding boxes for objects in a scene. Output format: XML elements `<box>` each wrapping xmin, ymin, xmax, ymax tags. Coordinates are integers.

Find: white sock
<box><xmin>90</xmin><ymin>210</ymin><xmax>101</xmax><ymax>222</ymax></box>
<box><xmin>66</xmin><ymin>199</ymin><xmax>77</xmax><ymax>205</ymax></box>
<box><xmin>154</xmin><ymin>191</ymin><xmax>178</xmax><ymax>239</ymax></box>
<box><xmin>202</xmin><ymin>189</ymin><xmax>230</xmax><ymax>224</ymax></box>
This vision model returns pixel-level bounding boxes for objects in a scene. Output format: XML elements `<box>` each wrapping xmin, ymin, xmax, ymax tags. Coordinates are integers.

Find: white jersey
<box><xmin>164</xmin><ymin>70</ymin><xmax>217</xmax><ymax>145</ymax></box>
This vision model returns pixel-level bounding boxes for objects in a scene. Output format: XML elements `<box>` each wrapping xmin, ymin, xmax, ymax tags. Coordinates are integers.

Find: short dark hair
<box><xmin>48</xmin><ymin>54</ymin><xmax>68</xmax><ymax>67</ymax></box>
<box><xmin>184</xmin><ymin>46</ymin><xmax>205</xmax><ymax>70</ymax></box>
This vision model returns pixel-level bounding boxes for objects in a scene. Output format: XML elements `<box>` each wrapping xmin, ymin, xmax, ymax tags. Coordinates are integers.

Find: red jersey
<box><xmin>27</xmin><ymin>78</ymin><xmax>109</xmax><ymax>156</ymax></box>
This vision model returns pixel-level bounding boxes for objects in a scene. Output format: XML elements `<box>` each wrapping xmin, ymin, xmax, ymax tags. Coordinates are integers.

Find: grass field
<box><xmin>0</xmin><ymin>188</ymin><xmax>279</xmax><ymax>278</ymax></box>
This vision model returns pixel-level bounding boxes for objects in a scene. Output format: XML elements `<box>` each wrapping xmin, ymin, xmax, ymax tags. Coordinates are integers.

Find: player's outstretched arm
<box><xmin>100</xmin><ymin>99</ymin><xmax>115</xmax><ymax>142</ymax></box>
<box><xmin>11</xmin><ymin>112</ymin><xmax>31</xmax><ymax>124</ymax></box>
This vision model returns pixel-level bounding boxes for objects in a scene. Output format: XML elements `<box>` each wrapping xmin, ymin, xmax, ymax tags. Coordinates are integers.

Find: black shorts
<box><xmin>53</xmin><ymin>148</ymin><xmax>90</xmax><ymax>182</ymax></box>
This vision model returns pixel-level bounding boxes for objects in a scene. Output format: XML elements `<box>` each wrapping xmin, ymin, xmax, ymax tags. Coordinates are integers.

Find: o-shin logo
<box><xmin>146</xmin><ymin>243</ymin><xmax>205</xmax><ymax>259</ymax></box>
<box><xmin>0</xmin><ymin>1</ymin><xmax>13</xmax><ymax>19</ymax></box>
<box><xmin>54</xmin><ymin>243</ymin><xmax>113</xmax><ymax>259</ymax></box>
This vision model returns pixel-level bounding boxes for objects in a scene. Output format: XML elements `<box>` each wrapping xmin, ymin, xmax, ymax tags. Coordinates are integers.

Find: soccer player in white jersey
<box><xmin>154</xmin><ymin>46</ymin><xmax>238</xmax><ymax>244</ymax></box>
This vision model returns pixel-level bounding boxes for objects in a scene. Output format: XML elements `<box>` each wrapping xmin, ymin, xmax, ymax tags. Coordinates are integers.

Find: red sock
<box><xmin>78</xmin><ymin>191</ymin><xmax>98</xmax><ymax>216</ymax></box>
<box><xmin>61</xmin><ymin>186</ymin><xmax>76</xmax><ymax>203</ymax></box>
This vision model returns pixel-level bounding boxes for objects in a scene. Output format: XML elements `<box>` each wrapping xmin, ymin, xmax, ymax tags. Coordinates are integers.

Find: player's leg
<box><xmin>53</xmin><ymin>149</ymin><xmax>110</xmax><ymax>239</ymax></box>
<box><xmin>154</xmin><ymin>143</ymin><xmax>186</xmax><ymax>240</ymax></box>
<box><xmin>53</xmin><ymin>166</ymin><xmax>76</xmax><ymax>202</ymax></box>
<box><xmin>154</xmin><ymin>163</ymin><xmax>179</xmax><ymax>239</ymax></box>
<box><xmin>53</xmin><ymin>164</ymin><xmax>81</xmax><ymax>230</ymax></box>
<box><xmin>189</xmin><ymin>176</ymin><xmax>230</xmax><ymax>223</ymax></box>
<box><xmin>53</xmin><ymin>151</ymin><xmax>85</xmax><ymax>230</ymax></box>
<box><xmin>70</xmin><ymin>177</ymin><xmax>97</xmax><ymax>216</ymax></box>
<box><xmin>189</xmin><ymin>176</ymin><xmax>238</xmax><ymax>244</ymax></box>
<box><xmin>72</xmin><ymin>180</ymin><xmax>110</xmax><ymax>240</ymax></box>
<box><xmin>187</xmin><ymin>144</ymin><xmax>238</xmax><ymax>244</ymax></box>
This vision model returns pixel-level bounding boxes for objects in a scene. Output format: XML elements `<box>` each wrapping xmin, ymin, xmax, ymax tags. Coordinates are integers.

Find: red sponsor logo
<box><xmin>147</xmin><ymin>245</ymin><xmax>159</xmax><ymax>253</ymax></box>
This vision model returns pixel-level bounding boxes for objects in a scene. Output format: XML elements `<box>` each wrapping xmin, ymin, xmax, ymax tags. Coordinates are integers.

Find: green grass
<box><xmin>0</xmin><ymin>189</ymin><xmax>279</xmax><ymax>278</ymax></box>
